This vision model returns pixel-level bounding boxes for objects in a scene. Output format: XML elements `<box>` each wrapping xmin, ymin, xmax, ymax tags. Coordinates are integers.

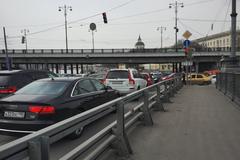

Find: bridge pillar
<box><xmin>172</xmin><ymin>63</ymin><xmax>175</xmax><ymax>72</ymax></box>
<box><xmin>26</xmin><ymin>64</ymin><xmax>29</xmax><ymax>70</ymax></box>
<box><xmin>64</xmin><ymin>64</ymin><xmax>67</xmax><ymax>74</ymax></box>
<box><xmin>51</xmin><ymin>64</ymin><xmax>54</xmax><ymax>72</ymax></box>
<box><xmin>179</xmin><ymin>62</ymin><xmax>182</xmax><ymax>72</ymax></box>
<box><xmin>195</xmin><ymin>62</ymin><xmax>199</xmax><ymax>73</ymax></box>
<box><xmin>81</xmin><ymin>64</ymin><xmax>83</xmax><ymax>74</ymax></box>
<box><xmin>70</xmin><ymin>64</ymin><xmax>74</xmax><ymax>74</ymax></box>
<box><xmin>76</xmin><ymin>64</ymin><xmax>79</xmax><ymax>74</ymax></box>
<box><xmin>46</xmin><ymin>63</ymin><xmax>49</xmax><ymax>70</ymax></box>
<box><xmin>55</xmin><ymin>64</ymin><xmax>59</xmax><ymax>73</ymax></box>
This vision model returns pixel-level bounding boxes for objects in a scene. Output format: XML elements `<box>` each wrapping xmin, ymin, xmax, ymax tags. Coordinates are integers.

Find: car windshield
<box><xmin>107</xmin><ymin>70</ymin><xmax>128</xmax><ymax>79</ymax></box>
<box><xmin>16</xmin><ymin>81</ymin><xmax>69</xmax><ymax>95</ymax></box>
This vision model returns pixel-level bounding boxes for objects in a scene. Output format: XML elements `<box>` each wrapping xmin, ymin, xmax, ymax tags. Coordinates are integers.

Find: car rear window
<box><xmin>16</xmin><ymin>81</ymin><xmax>69</xmax><ymax>95</ymax></box>
<box><xmin>0</xmin><ymin>74</ymin><xmax>12</xmax><ymax>85</ymax></box>
<box><xmin>106</xmin><ymin>70</ymin><xmax>128</xmax><ymax>79</ymax></box>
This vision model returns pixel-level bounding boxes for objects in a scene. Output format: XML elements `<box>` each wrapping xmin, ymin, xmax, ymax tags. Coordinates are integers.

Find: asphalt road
<box><xmin>0</xmin><ymin>100</ymin><xmax>142</xmax><ymax>159</ymax></box>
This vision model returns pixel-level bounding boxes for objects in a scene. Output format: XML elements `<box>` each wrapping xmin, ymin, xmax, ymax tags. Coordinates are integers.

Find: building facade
<box><xmin>193</xmin><ymin>30</ymin><xmax>240</xmax><ymax>50</ymax></box>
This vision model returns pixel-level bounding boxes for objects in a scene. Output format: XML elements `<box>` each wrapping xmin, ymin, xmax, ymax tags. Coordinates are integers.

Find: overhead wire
<box><xmin>221</xmin><ymin>0</ymin><xmax>231</xmax><ymax>32</ymax></box>
<box><xmin>206</xmin><ymin>0</ymin><xmax>228</xmax><ymax>35</ymax></box>
<box><xmin>178</xmin><ymin>20</ymin><xmax>205</xmax><ymax>37</ymax></box>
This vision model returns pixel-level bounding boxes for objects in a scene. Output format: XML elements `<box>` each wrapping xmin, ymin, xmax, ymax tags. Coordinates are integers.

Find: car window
<box><xmin>106</xmin><ymin>70</ymin><xmax>128</xmax><ymax>79</ymax></box>
<box><xmin>132</xmin><ymin>71</ymin><xmax>140</xmax><ymax>78</ymax></box>
<box><xmin>0</xmin><ymin>74</ymin><xmax>11</xmax><ymax>85</ymax></box>
<box><xmin>197</xmin><ymin>75</ymin><xmax>203</xmax><ymax>78</ymax></box>
<box><xmin>16</xmin><ymin>81</ymin><xmax>68</xmax><ymax>95</ymax></box>
<box><xmin>191</xmin><ymin>75</ymin><xmax>196</xmax><ymax>78</ymax></box>
<box><xmin>91</xmin><ymin>79</ymin><xmax>105</xmax><ymax>91</ymax></box>
<box><xmin>73</xmin><ymin>79</ymin><xmax>96</xmax><ymax>96</ymax></box>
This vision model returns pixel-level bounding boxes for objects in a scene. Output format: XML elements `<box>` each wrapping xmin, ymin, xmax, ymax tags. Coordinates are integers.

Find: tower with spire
<box><xmin>135</xmin><ymin>35</ymin><xmax>145</xmax><ymax>49</ymax></box>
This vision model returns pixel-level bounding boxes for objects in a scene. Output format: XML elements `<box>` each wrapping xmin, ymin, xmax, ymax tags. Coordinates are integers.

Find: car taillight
<box><xmin>128</xmin><ymin>71</ymin><xmax>135</xmax><ymax>85</ymax></box>
<box><xmin>0</xmin><ymin>86</ymin><xmax>17</xmax><ymax>94</ymax></box>
<box><xmin>29</xmin><ymin>105</ymin><xmax>55</xmax><ymax>114</ymax></box>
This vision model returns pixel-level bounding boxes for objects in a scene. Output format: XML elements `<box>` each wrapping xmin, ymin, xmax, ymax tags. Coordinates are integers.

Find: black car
<box><xmin>0</xmin><ymin>77</ymin><xmax>119</xmax><ymax>137</ymax></box>
<box><xmin>0</xmin><ymin>70</ymin><xmax>58</xmax><ymax>98</ymax></box>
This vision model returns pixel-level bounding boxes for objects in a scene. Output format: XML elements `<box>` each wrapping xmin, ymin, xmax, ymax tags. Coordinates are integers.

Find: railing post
<box><xmin>114</xmin><ymin>100</ymin><xmax>132</xmax><ymax>156</ymax></box>
<box><xmin>40</xmin><ymin>136</ymin><xmax>50</xmax><ymax>160</ymax></box>
<box><xmin>224</xmin><ymin>73</ymin><xmax>228</xmax><ymax>95</ymax></box>
<box><xmin>28</xmin><ymin>141</ymin><xmax>42</xmax><ymax>160</ymax></box>
<box><xmin>154</xmin><ymin>85</ymin><xmax>165</xmax><ymax>111</ymax></box>
<box><xmin>169</xmin><ymin>80</ymin><xmax>174</xmax><ymax>97</ymax></box>
<box><xmin>163</xmin><ymin>81</ymin><xmax>170</xmax><ymax>103</ymax></box>
<box><xmin>142</xmin><ymin>90</ymin><xmax>154</xmax><ymax>124</ymax></box>
<box><xmin>232</xmin><ymin>73</ymin><xmax>236</xmax><ymax>101</ymax></box>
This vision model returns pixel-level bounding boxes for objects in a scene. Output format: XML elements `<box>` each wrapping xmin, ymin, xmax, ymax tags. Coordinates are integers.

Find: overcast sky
<box><xmin>0</xmin><ymin>0</ymin><xmax>239</xmax><ymax>49</ymax></box>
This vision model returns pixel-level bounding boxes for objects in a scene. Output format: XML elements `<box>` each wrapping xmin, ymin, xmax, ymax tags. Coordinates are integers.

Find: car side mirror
<box><xmin>105</xmin><ymin>85</ymin><xmax>112</xmax><ymax>90</ymax></box>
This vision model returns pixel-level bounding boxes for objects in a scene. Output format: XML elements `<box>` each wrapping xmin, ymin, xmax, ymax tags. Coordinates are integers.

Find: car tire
<box><xmin>69</xmin><ymin>126</ymin><xmax>84</xmax><ymax>139</ymax></box>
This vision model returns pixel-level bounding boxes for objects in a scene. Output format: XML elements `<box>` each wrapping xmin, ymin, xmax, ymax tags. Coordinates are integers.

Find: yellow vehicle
<box><xmin>187</xmin><ymin>73</ymin><xmax>211</xmax><ymax>85</ymax></box>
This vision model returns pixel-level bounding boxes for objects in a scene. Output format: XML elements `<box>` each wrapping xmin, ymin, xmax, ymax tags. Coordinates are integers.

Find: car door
<box><xmin>190</xmin><ymin>74</ymin><xmax>196</xmax><ymax>84</ymax></box>
<box><xmin>196</xmin><ymin>74</ymin><xmax>204</xmax><ymax>85</ymax></box>
<box><xmin>70</xmin><ymin>79</ymin><xmax>98</xmax><ymax>111</ymax></box>
<box><xmin>90</xmin><ymin>79</ymin><xmax>117</xmax><ymax>105</ymax></box>
<box><xmin>132</xmin><ymin>70</ymin><xmax>146</xmax><ymax>89</ymax></box>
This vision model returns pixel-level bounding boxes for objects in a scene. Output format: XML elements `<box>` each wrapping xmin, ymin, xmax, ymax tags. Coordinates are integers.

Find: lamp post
<box><xmin>157</xmin><ymin>26</ymin><xmax>166</xmax><ymax>49</ymax></box>
<box><xmin>230</xmin><ymin>0</ymin><xmax>237</xmax><ymax>58</ymax></box>
<box><xmin>59</xmin><ymin>5</ymin><xmax>72</xmax><ymax>53</ymax></box>
<box><xmin>169</xmin><ymin>1</ymin><xmax>184</xmax><ymax>52</ymax></box>
<box><xmin>21</xmin><ymin>29</ymin><xmax>29</xmax><ymax>51</ymax></box>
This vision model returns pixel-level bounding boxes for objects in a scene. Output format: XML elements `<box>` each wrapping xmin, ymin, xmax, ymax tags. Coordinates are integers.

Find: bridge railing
<box><xmin>0</xmin><ymin>74</ymin><xmax>183</xmax><ymax>160</ymax></box>
<box><xmin>0</xmin><ymin>47</ymin><xmax>239</xmax><ymax>54</ymax></box>
<box><xmin>216</xmin><ymin>72</ymin><xmax>240</xmax><ymax>105</ymax></box>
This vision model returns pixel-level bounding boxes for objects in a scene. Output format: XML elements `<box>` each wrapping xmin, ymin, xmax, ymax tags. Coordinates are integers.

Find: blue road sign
<box><xmin>183</xmin><ymin>40</ymin><xmax>191</xmax><ymax>48</ymax></box>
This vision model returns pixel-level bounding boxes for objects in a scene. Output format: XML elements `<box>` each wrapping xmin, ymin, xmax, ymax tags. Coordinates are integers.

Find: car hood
<box><xmin>0</xmin><ymin>94</ymin><xmax>58</xmax><ymax>104</ymax></box>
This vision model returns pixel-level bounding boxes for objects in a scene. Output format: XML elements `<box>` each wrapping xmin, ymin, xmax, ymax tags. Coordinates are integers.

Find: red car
<box><xmin>162</xmin><ymin>73</ymin><xmax>176</xmax><ymax>81</ymax></box>
<box><xmin>141</xmin><ymin>73</ymin><xmax>153</xmax><ymax>86</ymax></box>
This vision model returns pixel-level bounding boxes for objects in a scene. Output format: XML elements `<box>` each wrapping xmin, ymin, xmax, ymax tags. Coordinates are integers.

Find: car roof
<box><xmin>0</xmin><ymin>70</ymin><xmax>22</xmax><ymax>74</ymax></box>
<box><xmin>0</xmin><ymin>69</ymin><xmax>50</xmax><ymax>74</ymax></box>
<box><xmin>109</xmin><ymin>68</ymin><xmax>136</xmax><ymax>71</ymax></box>
<box><xmin>36</xmin><ymin>77</ymin><xmax>84</xmax><ymax>82</ymax></box>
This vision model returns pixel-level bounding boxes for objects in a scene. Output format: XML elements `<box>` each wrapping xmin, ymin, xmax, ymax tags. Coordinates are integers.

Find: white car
<box><xmin>104</xmin><ymin>68</ymin><xmax>147</xmax><ymax>95</ymax></box>
<box><xmin>211</xmin><ymin>75</ymin><xmax>216</xmax><ymax>84</ymax></box>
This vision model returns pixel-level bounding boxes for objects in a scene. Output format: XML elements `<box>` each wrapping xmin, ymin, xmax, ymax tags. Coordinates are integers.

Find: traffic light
<box><xmin>102</xmin><ymin>12</ymin><xmax>108</xmax><ymax>23</ymax></box>
<box><xmin>21</xmin><ymin>36</ymin><xmax>25</xmax><ymax>44</ymax></box>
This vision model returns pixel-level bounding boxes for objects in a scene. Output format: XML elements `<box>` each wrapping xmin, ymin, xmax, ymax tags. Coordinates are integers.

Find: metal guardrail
<box><xmin>0</xmin><ymin>47</ymin><xmax>240</xmax><ymax>54</ymax></box>
<box><xmin>216</xmin><ymin>72</ymin><xmax>240</xmax><ymax>105</ymax></box>
<box><xmin>0</xmin><ymin>75</ymin><xmax>183</xmax><ymax>160</ymax></box>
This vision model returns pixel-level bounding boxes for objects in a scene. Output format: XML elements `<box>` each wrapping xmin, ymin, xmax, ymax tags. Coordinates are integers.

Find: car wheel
<box><xmin>69</xmin><ymin>126</ymin><xmax>84</xmax><ymax>139</ymax></box>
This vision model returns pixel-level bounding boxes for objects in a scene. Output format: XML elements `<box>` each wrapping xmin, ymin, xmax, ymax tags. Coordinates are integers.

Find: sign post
<box><xmin>182</xmin><ymin>30</ymin><xmax>192</xmax><ymax>85</ymax></box>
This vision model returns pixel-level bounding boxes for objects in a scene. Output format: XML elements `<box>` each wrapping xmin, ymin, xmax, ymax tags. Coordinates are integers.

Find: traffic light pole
<box><xmin>169</xmin><ymin>1</ymin><xmax>184</xmax><ymax>52</ymax></box>
<box><xmin>3</xmin><ymin>27</ymin><xmax>10</xmax><ymax>70</ymax></box>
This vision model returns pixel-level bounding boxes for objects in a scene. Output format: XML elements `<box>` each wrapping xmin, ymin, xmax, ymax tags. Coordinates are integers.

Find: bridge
<box><xmin>0</xmin><ymin>48</ymin><xmax>240</xmax><ymax>73</ymax></box>
<box><xmin>0</xmin><ymin>72</ymin><xmax>240</xmax><ymax>160</ymax></box>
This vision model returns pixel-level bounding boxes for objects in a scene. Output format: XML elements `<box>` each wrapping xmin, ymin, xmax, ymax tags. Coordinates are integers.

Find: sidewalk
<box><xmin>122</xmin><ymin>85</ymin><xmax>240</xmax><ymax>160</ymax></box>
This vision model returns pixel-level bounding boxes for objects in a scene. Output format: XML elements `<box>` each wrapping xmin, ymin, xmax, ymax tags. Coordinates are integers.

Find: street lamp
<box><xmin>157</xmin><ymin>26</ymin><xmax>166</xmax><ymax>49</ymax></box>
<box><xmin>59</xmin><ymin>5</ymin><xmax>72</xmax><ymax>53</ymax></box>
<box><xmin>169</xmin><ymin>1</ymin><xmax>184</xmax><ymax>52</ymax></box>
<box><xmin>21</xmin><ymin>29</ymin><xmax>29</xmax><ymax>51</ymax></box>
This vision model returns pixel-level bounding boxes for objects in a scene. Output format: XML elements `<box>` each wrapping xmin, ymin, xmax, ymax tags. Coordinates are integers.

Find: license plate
<box><xmin>4</xmin><ymin>111</ymin><xmax>25</xmax><ymax>118</ymax></box>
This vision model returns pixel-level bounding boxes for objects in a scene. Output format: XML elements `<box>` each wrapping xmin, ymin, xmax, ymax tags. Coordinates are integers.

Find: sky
<box><xmin>0</xmin><ymin>0</ymin><xmax>239</xmax><ymax>49</ymax></box>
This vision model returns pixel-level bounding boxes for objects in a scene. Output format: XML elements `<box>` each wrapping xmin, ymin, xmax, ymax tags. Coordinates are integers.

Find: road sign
<box><xmin>183</xmin><ymin>30</ymin><xmax>192</xmax><ymax>39</ymax></box>
<box><xmin>182</xmin><ymin>61</ymin><xmax>193</xmax><ymax>66</ymax></box>
<box><xmin>183</xmin><ymin>40</ymin><xmax>191</xmax><ymax>48</ymax></box>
